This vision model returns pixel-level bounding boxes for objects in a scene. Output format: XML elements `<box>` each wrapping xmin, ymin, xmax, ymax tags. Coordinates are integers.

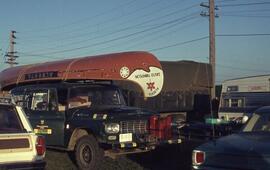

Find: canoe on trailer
<box><xmin>0</xmin><ymin>51</ymin><xmax>164</xmax><ymax>97</ymax></box>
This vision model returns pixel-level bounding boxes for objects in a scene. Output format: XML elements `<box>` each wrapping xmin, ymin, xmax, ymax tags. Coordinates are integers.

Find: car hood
<box><xmin>196</xmin><ymin>132</ymin><xmax>270</xmax><ymax>169</ymax></box>
<box><xmin>99</xmin><ymin>106</ymin><xmax>154</xmax><ymax>118</ymax></box>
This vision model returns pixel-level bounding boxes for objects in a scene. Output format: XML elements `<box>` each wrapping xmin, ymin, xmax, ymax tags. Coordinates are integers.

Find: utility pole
<box><xmin>201</xmin><ymin>0</ymin><xmax>217</xmax><ymax>99</ymax></box>
<box><xmin>209</xmin><ymin>0</ymin><xmax>216</xmax><ymax>99</ymax></box>
<box><xmin>5</xmin><ymin>30</ymin><xmax>18</xmax><ymax>67</ymax></box>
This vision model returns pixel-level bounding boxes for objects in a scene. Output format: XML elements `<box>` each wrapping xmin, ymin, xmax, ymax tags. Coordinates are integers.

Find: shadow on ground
<box><xmin>45</xmin><ymin>141</ymin><xmax>201</xmax><ymax>170</ymax></box>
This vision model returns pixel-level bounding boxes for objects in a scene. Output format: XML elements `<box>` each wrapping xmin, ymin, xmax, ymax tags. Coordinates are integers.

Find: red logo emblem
<box><xmin>147</xmin><ymin>82</ymin><xmax>155</xmax><ymax>91</ymax></box>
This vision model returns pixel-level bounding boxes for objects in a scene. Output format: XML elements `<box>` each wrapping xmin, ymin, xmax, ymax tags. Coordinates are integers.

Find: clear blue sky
<box><xmin>0</xmin><ymin>0</ymin><xmax>270</xmax><ymax>84</ymax></box>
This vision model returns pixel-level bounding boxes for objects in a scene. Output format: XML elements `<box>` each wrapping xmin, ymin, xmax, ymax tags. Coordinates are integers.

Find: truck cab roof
<box><xmin>11</xmin><ymin>81</ymin><xmax>121</xmax><ymax>90</ymax></box>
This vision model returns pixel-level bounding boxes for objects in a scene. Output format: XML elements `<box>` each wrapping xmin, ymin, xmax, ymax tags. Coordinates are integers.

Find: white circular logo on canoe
<box><xmin>120</xmin><ymin>66</ymin><xmax>130</xmax><ymax>79</ymax></box>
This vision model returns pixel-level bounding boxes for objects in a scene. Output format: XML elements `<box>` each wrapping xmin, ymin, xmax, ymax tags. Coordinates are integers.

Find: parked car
<box><xmin>192</xmin><ymin>106</ymin><xmax>270</xmax><ymax>170</ymax></box>
<box><xmin>0</xmin><ymin>94</ymin><xmax>46</xmax><ymax>169</ymax></box>
<box><xmin>178</xmin><ymin>117</ymin><xmax>244</xmax><ymax>142</ymax></box>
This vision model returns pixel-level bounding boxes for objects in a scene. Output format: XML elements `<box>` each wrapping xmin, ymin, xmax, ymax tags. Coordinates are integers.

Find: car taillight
<box><xmin>36</xmin><ymin>136</ymin><xmax>46</xmax><ymax>156</ymax></box>
<box><xmin>192</xmin><ymin>150</ymin><xmax>205</xmax><ymax>165</ymax></box>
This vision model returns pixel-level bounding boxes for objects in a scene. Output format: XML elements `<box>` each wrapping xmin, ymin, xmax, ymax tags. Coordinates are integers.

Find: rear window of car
<box><xmin>0</xmin><ymin>105</ymin><xmax>24</xmax><ymax>133</ymax></box>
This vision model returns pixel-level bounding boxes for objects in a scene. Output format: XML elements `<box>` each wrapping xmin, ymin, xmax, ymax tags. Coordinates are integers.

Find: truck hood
<box><xmin>70</xmin><ymin>105</ymin><xmax>154</xmax><ymax>120</ymax></box>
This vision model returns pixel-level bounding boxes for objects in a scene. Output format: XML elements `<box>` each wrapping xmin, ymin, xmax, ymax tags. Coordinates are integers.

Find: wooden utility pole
<box><xmin>209</xmin><ymin>0</ymin><xmax>216</xmax><ymax>99</ymax></box>
<box><xmin>201</xmin><ymin>0</ymin><xmax>217</xmax><ymax>99</ymax></box>
<box><xmin>5</xmin><ymin>30</ymin><xmax>18</xmax><ymax>67</ymax></box>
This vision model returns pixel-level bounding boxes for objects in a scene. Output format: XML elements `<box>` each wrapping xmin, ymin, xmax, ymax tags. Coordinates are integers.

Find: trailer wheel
<box><xmin>75</xmin><ymin>135</ymin><xmax>103</xmax><ymax>170</ymax></box>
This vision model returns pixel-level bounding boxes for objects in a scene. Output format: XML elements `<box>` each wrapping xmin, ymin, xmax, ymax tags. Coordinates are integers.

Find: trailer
<box><xmin>219</xmin><ymin>74</ymin><xmax>270</xmax><ymax>120</ymax></box>
<box><xmin>115</xmin><ymin>60</ymin><xmax>213</xmax><ymax>122</ymax></box>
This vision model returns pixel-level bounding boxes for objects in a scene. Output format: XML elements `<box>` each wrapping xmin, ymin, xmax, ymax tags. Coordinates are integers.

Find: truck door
<box><xmin>23</xmin><ymin>88</ymin><xmax>66</xmax><ymax>147</ymax></box>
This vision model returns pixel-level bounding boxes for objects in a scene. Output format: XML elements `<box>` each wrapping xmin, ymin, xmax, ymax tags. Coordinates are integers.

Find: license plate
<box><xmin>119</xmin><ymin>133</ymin><xmax>132</xmax><ymax>142</ymax></box>
<box><xmin>34</xmin><ymin>128</ymin><xmax>52</xmax><ymax>135</ymax></box>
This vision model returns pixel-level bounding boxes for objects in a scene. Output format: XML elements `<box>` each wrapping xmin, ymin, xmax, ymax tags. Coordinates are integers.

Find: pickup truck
<box><xmin>0</xmin><ymin>51</ymin><xmax>179</xmax><ymax>170</ymax></box>
<box><xmin>11</xmin><ymin>82</ymin><xmax>176</xmax><ymax>170</ymax></box>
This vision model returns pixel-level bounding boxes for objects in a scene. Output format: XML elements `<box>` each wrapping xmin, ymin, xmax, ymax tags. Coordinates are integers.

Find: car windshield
<box><xmin>242</xmin><ymin>113</ymin><xmax>270</xmax><ymax>132</ymax></box>
<box><xmin>0</xmin><ymin>105</ymin><xmax>24</xmax><ymax>133</ymax></box>
<box><xmin>68</xmin><ymin>86</ymin><xmax>126</xmax><ymax>109</ymax></box>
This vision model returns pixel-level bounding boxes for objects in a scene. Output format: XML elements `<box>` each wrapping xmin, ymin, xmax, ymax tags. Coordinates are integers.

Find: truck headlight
<box><xmin>105</xmin><ymin>123</ymin><xmax>120</xmax><ymax>134</ymax></box>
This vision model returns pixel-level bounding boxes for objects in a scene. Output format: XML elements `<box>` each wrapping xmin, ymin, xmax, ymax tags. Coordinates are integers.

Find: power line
<box><xmin>50</xmin><ymin>16</ymin><xmax>202</xmax><ymax>58</ymax></box>
<box><xmin>24</xmin><ymin>6</ymin><xmax>199</xmax><ymax>54</ymax></box>
<box><xmin>18</xmin><ymin>52</ymin><xmax>62</xmax><ymax>60</ymax></box>
<box><xmin>217</xmin><ymin>58</ymin><xmax>270</xmax><ymax>74</ymax></box>
<box><xmin>220</xmin><ymin>9</ymin><xmax>270</xmax><ymax>14</ymax></box>
<box><xmin>217</xmin><ymin>64</ymin><xmax>270</xmax><ymax>73</ymax></box>
<box><xmin>149</xmin><ymin>36</ymin><xmax>209</xmax><ymax>52</ymax></box>
<box><xmin>216</xmin><ymin>0</ymin><xmax>243</xmax><ymax>2</ymax></box>
<box><xmin>88</xmin><ymin>16</ymin><xmax>200</xmax><ymax>54</ymax></box>
<box><xmin>218</xmin><ymin>2</ymin><xmax>270</xmax><ymax>7</ymax></box>
<box><xmin>123</xmin><ymin>17</ymin><xmax>203</xmax><ymax>51</ymax></box>
<box><xmin>20</xmin><ymin>35</ymin><xmax>209</xmax><ymax>61</ymax></box>
<box><xmin>19</xmin><ymin>0</ymin><xmax>179</xmax><ymax>41</ymax></box>
<box><xmin>217</xmin><ymin>33</ymin><xmax>270</xmax><ymax>37</ymax></box>
<box><xmin>221</xmin><ymin>14</ymin><xmax>270</xmax><ymax>18</ymax></box>
<box><xmin>20</xmin><ymin>0</ymin><xmax>138</xmax><ymax>34</ymax></box>
<box><xmin>20</xmin><ymin>35</ymin><xmax>209</xmax><ymax>63</ymax></box>
<box><xmin>21</xmin><ymin>2</ymin><xmax>199</xmax><ymax>53</ymax></box>
<box><xmin>217</xmin><ymin>0</ymin><xmax>268</xmax><ymax>3</ymax></box>
<box><xmin>23</xmin><ymin>12</ymin><xmax>201</xmax><ymax>56</ymax></box>
<box><xmin>19</xmin><ymin>0</ymin><xmax>160</xmax><ymax>40</ymax></box>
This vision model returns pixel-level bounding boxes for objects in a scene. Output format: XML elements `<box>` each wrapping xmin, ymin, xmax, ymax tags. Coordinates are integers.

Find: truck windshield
<box><xmin>68</xmin><ymin>86</ymin><xmax>126</xmax><ymax>109</ymax></box>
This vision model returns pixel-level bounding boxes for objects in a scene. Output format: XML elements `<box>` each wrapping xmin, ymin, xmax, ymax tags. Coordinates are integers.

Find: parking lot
<box><xmin>45</xmin><ymin>142</ymin><xmax>200</xmax><ymax>170</ymax></box>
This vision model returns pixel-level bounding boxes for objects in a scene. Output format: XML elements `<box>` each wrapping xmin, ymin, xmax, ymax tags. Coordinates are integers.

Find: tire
<box><xmin>75</xmin><ymin>135</ymin><xmax>103</xmax><ymax>170</ymax></box>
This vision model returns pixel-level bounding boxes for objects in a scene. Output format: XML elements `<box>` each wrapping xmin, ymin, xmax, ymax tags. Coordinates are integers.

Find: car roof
<box><xmin>254</xmin><ymin>106</ymin><xmax>270</xmax><ymax>114</ymax></box>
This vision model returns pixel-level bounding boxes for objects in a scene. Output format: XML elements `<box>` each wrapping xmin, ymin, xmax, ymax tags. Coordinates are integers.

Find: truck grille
<box><xmin>120</xmin><ymin>120</ymin><xmax>148</xmax><ymax>134</ymax></box>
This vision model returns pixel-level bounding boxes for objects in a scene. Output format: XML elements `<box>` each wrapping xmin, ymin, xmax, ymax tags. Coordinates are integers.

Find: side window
<box><xmin>223</xmin><ymin>99</ymin><xmax>230</xmax><ymax>107</ymax></box>
<box><xmin>12</xmin><ymin>89</ymin><xmax>25</xmax><ymax>107</ymax></box>
<box><xmin>24</xmin><ymin>89</ymin><xmax>58</xmax><ymax>112</ymax></box>
<box><xmin>31</xmin><ymin>92</ymin><xmax>49</xmax><ymax>111</ymax></box>
<box><xmin>68</xmin><ymin>88</ymin><xmax>92</xmax><ymax>109</ymax></box>
<box><xmin>222</xmin><ymin>98</ymin><xmax>244</xmax><ymax>108</ymax></box>
<box><xmin>57</xmin><ymin>88</ymin><xmax>67</xmax><ymax>112</ymax></box>
<box><xmin>57</xmin><ymin>88</ymin><xmax>68</xmax><ymax>105</ymax></box>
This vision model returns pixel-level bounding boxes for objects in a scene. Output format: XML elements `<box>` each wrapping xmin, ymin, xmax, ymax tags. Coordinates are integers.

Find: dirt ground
<box><xmin>45</xmin><ymin>141</ymin><xmax>201</xmax><ymax>170</ymax></box>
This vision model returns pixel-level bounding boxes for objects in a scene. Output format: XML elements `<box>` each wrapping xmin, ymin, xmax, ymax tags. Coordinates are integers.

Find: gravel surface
<box><xmin>45</xmin><ymin>142</ymin><xmax>201</xmax><ymax>170</ymax></box>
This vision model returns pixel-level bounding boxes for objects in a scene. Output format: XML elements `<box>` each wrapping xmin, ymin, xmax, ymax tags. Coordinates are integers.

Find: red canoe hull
<box><xmin>0</xmin><ymin>51</ymin><xmax>164</xmax><ymax>97</ymax></box>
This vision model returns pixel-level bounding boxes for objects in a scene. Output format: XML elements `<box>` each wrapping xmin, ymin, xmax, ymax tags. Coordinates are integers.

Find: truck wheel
<box><xmin>75</xmin><ymin>135</ymin><xmax>103</xmax><ymax>170</ymax></box>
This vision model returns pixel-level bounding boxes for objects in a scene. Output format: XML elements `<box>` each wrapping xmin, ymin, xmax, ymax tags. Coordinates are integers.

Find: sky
<box><xmin>0</xmin><ymin>0</ymin><xmax>270</xmax><ymax>84</ymax></box>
